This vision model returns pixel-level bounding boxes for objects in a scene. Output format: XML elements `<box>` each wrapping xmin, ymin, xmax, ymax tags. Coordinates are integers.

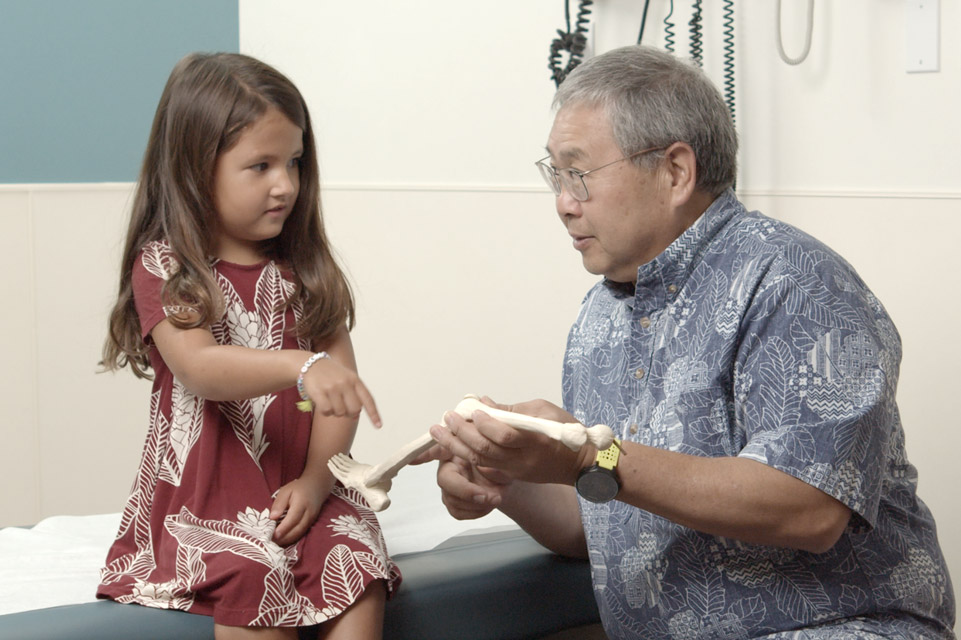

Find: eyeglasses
<box><xmin>534</xmin><ymin>146</ymin><xmax>667</xmax><ymax>202</ymax></box>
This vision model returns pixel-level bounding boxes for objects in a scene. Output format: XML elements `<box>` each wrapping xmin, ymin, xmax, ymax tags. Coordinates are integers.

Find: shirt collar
<box><xmin>602</xmin><ymin>189</ymin><xmax>743</xmax><ymax>309</ymax></box>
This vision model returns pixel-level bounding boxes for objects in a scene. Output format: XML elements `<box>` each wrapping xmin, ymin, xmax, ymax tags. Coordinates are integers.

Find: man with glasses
<box><xmin>426</xmin><ymin>46</ymin><xmax>955</xmax><ymax>638</ymax></box>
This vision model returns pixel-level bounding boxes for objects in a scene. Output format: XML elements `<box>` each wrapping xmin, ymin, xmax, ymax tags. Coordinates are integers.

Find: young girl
<box><xmin>97</xmin><ymin>52</ymin><xmax>400</xmax><ymax>639</ymax></box>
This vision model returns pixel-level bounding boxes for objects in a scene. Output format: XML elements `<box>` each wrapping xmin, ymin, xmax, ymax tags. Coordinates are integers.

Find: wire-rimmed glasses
<box><xmin>535</xmin><ymin>146</ymin><xmax>667</xmax><ymax>202</ymax></box>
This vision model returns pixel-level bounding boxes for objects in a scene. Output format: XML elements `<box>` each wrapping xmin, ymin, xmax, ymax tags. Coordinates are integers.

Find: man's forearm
<box><xmin>500</xmin><ymin>481</ymin><xmax>588</xmax><ymax>559</ymax></box>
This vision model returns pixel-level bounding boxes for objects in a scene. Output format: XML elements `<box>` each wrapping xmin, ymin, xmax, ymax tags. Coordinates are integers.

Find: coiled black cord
<box><xmin>688</xmin><ymin>0</ymin><xmax>703</xmax><ymax>67</ymax></box>
<box><xmin>548</xmin><ymin>0</ymin><xmax>594</xmax><ymax>87</ymax></box>
<box><xmin>722</xmin><ymin>0</ymin><xmax>735</xmax><ymax>125</ymax></box>
<box><xmin>663</xmin><ymin>0</ymin><xmax>676</xmax><ymax>53</ymax></box>
<box><xmin>574</xmin><ymin>0</ymin><xmax>592</xmax><ymax>39</ymax></box>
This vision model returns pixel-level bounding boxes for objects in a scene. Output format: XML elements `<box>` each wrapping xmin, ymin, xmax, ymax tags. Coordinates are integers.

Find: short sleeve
<box><xmin>734</xmin><ymin>251</ymin><xmax>899</xmax><ymax>529</ymax></box>
<box><xmin>131</xmin><ymin>241</ymin><xmax>180</xmax><ymax>340</ymax></box>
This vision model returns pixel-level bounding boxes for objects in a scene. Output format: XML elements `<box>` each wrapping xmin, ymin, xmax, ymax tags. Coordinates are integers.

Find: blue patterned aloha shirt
<box><xmin>562</xmin><ymin>190</ymin><xmax>955</xmax><ymax>639</ymax></box>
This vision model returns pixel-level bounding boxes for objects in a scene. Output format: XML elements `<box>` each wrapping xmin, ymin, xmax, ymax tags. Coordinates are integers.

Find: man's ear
<box><xmin>662</xmin><ymin>141</ymin><xmax>698</xmax><ymax>206</ymax></box>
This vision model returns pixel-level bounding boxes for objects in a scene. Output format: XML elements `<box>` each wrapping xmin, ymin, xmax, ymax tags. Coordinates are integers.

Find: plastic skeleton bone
<box><xmin>327</xmin><ymin>394</ymin><xmax>615</xmax><ymax>511</ymax></box>
<box><xmin>453</xmin><ymin>395</ymin><xmax>616</xmax><ymax>452</ymax></box>
<box><xmin>328</xmin><ymin>431</ymin><xmax>435</xmax><ymax>511</ymax></box>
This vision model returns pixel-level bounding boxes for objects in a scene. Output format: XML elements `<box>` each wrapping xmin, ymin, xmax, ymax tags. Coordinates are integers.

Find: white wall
<box><xmin>2</xmin><ymin>1</ymin><xmax>958</xmax><ymax>622</ymax></box>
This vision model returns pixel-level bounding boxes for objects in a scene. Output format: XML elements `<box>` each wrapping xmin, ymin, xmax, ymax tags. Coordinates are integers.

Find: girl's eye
<box><xmin>288</xmin><ymin>157</ymin><xmax>302</xmax><ymax>169</ymax></box>
<box><xmin>251</xmin><ymin>162</ymin><xmax>268</xmax><ymax>172</ymax></box>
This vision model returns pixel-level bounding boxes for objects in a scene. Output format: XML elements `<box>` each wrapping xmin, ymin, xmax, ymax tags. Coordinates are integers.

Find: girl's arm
<box><xmin>270</xmin><ymin>327</ymin><xmax>364</xmax><ymax>546</ymax></box>
<box><xmin>150</xmin><ymin>319</ymin><xmax>380</xmax><ymax>426</ymax></box>
<box><xmin>152</xmin><ymin>319</ymin><xmax>380</xmax><ymax>544</ymax></box>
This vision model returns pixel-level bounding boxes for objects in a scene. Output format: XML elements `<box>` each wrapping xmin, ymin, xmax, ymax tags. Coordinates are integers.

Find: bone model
<box><xmin>327</xmin><ymin>394</ymin><xmax>615</xmax><ymax>511</ymax></box>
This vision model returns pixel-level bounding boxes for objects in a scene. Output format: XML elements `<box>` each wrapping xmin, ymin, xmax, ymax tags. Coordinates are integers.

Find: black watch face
<box><xmin>576</xmin><ymin>469</ymin><xmax>619</xmax><ymax>503</ymax></box>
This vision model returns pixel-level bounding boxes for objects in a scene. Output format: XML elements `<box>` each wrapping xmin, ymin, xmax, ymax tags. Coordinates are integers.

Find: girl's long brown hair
<box><xmin>103</xmin><ymin>52</ymin><xmax>353</xmax><ymax>378</ymax></box>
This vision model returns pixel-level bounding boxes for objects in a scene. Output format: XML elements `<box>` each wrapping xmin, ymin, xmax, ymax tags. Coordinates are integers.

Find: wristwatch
<box><xmin>575</xmin><ymin>438</ymin><xmax>622</xmax><ymax>503</ymax></box>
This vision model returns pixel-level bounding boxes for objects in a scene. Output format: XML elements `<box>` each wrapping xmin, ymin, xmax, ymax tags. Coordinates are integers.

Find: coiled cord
<box><xmin>548</xmin><ymin>0</ymin><xmax>594</xmax><ymax>87</ymax></box>
<box><xmin>688</xmin><ymin>0</ymin><xmax>703</xmax><ymax>67</ymax></box>
<box><xmin>663</xmin><ymin>0</ymin><xmax>676</xmax><ymax>53</ymax></box>
<box><xmin>574</xmin><ymin>0</ymin><xmax>593</xmax><ymax>39</ymax></box>
<box><xmin>722</xmin><ymin>0</ymin><xmax>735</xmax><ymax>125</ymax></box>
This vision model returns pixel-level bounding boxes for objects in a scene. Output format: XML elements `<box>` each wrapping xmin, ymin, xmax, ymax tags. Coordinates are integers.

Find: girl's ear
<box><xmin>661</xmin><ymin>141</ymin><xmax>698</xmax><ymax>207</ymax></box>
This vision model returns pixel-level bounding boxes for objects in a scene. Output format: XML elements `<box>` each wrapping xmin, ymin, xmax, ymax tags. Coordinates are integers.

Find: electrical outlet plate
<box><xmin>905</xmin><ymin>0</ymin><xmax>940</xmax><ymax>73</ymax></box>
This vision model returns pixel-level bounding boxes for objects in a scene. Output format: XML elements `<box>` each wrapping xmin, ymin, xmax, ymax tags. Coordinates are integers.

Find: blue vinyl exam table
<box><xmin>0</xmin><ymin>528</ymin><xmax>600</xmax><ymax>639</ymax></box>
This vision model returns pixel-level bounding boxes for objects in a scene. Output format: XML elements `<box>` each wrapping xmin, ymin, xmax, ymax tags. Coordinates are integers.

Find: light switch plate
<box><xmin>906</xmin><ymin>0</ymin><xmax>940</xmax><ymax>73</ymax></box>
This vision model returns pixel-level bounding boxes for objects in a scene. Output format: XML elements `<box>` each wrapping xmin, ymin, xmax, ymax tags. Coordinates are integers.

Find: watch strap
<box><xmin>596</xmin><ymin>438</ymin><xmax>621</xmax><ymax>471</ymax></box>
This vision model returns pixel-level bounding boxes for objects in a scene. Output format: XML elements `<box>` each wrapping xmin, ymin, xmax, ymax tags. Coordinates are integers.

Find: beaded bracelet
<box><xmin>295</xmin><ymin>351</ymin><xmax>330</xmax><ymax>412</ymax></box>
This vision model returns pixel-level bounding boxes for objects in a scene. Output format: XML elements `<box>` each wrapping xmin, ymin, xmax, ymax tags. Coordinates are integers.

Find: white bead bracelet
<box><xmin>295</xmin><ymin>351</ymin><xmax>330</xmax><ymax>412</ymax></box>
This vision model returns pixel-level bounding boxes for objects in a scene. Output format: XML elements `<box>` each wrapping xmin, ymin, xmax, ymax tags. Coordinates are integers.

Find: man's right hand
<box><xmin>436</xmin><ymin>454</ymin><xmax>510</xmax><ymax>520</ymax></box>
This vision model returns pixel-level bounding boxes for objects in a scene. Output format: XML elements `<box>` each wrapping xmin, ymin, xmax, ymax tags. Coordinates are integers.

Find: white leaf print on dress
<box><xmin>211</xmin><ymin>264</ymin><xmax>293</xmax><ymax>468</ymax></box>
<box><xmin>321</xmin><ymin>544</ymin><xmax>366</xmax><ymax>613</ymax></box>
<box><xmin>255</xmin><ymin>564</ymin><xmax>328</xmax><ymax>626</ymax></box>
<box><xmin>159</xmin><ymin>379</ymin><xmax>204</xmax><ymax>486</ymax></box>
<box><xmin>161</xmin><ymin>506</ymin><xmax>380</xmax><ymax>626</ymax></box>
<box><xmin>140</xmin><ymin>240</ymin><xmax>197</xmax><ymax>318</ymax></box>
<box><xmin>255</xmin><ymin>264</ymin><xmax>293</xmax><ymax>350</ymax></box>
<box><xmin>116</xmin><ymin>545</ymin><xmax>204</xmax><ymax>611</ymax></box>
<box><xmin>101</xmin><ymin>388</ymin><xmax>169</xmax><ymax>586</ymax></box>
<box><xmin>141</xmin><ymin>241</ymin><xmax>177</xmax><ymax>281</ymax></box>
<box><xmin>165</xmin><ymin>506</ymin><xmax>288</xmax><ymax>567</ymax></box>
<box><xmin>219</xmin><ymin>398</ymin><xmax>275</xmax><ymax>464</ymax></box>
<box><xmin>135</xmin><ymin>243</ymin><xmax>209</xmax><ymax>483</ymax></box>
<box><xmin>328</xmin><ymin>486</ymin><xmax>395</xmax><ymax>569</ymax></box>
<box><xmin>119</xmin><ymin>577</ymin><xmax>194</xmax><ymax>610</ymax></box>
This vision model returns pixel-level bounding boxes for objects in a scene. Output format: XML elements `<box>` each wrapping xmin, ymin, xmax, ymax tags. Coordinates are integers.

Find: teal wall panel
<box><xmin>0</xmin><ymin>0</ymin><xmax>239</xmax><ymax>183</ymax></box>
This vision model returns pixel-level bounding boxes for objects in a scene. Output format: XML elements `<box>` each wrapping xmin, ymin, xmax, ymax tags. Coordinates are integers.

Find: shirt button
<box><xmin>639</xmin><ymin>316</ymin><xmax>651</xmax><ymax>329</ymax></box>
<box><xmin>629</xmin><ymin>424</ymin><xmax>639</xmax><ymax>434</ymax></box>
<box><xmin>667</xmin><ymin>284</ymin><xmax>678</xmax><ymax>294</ymax></box>
<box><xmin>634</xmin><ymin>368</ymin><xmax>645</xmax><ymax>379</ymax></box>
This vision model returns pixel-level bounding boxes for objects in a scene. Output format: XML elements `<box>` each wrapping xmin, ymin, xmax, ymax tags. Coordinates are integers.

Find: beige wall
<box><xmin>0</xmin><ymin>185</ymin><xmax>144</xmax><ymax>524</ymax></box>
<box><xmin>1</xmin><ymin>0</ymin><xmax>958</xmax><ymax>625</ymax></box>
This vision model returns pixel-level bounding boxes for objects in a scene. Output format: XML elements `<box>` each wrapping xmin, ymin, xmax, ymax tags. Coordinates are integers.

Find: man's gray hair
<box><xmin>554</xmin><ymin>46</ymin><xmax>737</xmax><ymax>196</ymax></box>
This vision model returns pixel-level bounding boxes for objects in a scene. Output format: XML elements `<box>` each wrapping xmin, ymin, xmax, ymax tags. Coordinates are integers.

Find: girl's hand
<box><xmin>303</xmin><ymin>357</ymin><xmax>382</xmax><ymax>428</ymax></box>
<box><xmin>270</xmin><ymin>477</ymin><xmax>327</xmax><ymax>546</ymax></box>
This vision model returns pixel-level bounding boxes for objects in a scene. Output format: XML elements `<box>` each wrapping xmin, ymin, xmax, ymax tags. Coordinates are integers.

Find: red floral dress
<box><xmin>97</xmin><ymin>240</ymin><xmax>401</xmax><ymax>627</ymax></box>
